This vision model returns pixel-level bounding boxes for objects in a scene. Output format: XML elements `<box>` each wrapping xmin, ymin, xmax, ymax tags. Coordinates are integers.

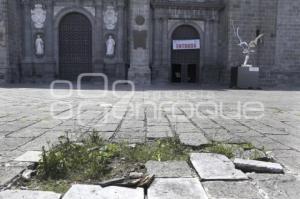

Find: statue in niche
<box><xmin>233</xmin><ymin>23</ymin><xmax>264</xmax><ymax>67</ymax></box>
<box><xmin>106</xmin><ymin>35</ymin><xmax>115</xmax><ymax>56</ymax></box>
<box><xmin>31</xmin><ymin>4</ymin><xmax>46</xmax><ymax>29</ymax></box>
<box><xmin>35</xmin><ymin>35</ymin><xmax>44</xmax><ymax>56</ymax></box>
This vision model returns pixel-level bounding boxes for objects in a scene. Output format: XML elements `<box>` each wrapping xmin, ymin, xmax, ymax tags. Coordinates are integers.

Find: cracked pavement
<box><xmin>0</xmin><ymin>84</ymin><xmax>300</xmax><ymax>197</ymax></box>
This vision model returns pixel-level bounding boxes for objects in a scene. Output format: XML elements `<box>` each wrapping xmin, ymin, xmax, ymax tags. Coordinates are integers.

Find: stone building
<box><xmin>0</xmin><ymin>0</ymin><xmax>299</xmax><ymax>86</ymax></box>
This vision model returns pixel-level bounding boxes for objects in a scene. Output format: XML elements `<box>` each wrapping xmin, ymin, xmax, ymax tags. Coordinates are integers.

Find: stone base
<box><xmin>152</xmin><ymin>67</ymin><xmax>169</xmax><ymax>83</ymax></box>
<box><xmin>128</xmin><ymin>67</ymin><xmax>151</xmax><ymax>85</ymax></box>
<box><xmin>104</xmin><ymin>63</ymin><xmax>127</xmax><ymax>80</ymax></box>
<box><xmin>230</xmin><ymin>66</ymin><xmax>260</xmax><ymax>89</ymax></box>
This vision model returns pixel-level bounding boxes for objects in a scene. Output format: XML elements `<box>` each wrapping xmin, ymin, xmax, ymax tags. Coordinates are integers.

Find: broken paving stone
<box><xmin>179</xmin><ymin>133</ymin><xmax>209</xmax><ymax>147</ymax></box>
<box><xmin>190</xmin><ymin>153</ymin><xmax>248</xmax><ymax>180</ymax></box>
<box><xmin>137</xmin><ymin>175</ymin><xmax>155</xmax><ymax>187</ymax></box>
<box><xmin>146</xmin><ymin>161</ymin><xmax>193</xmax><ymax>178</ymax></box>
<box><xmin>148</xmin><ymin>178</ymin><xmax>208</xmax><ymax>199</ymax></box>
<box><xmin>234</xmin><ymin>158</ymin><xmax>284</xmax><ymax>173</ymax></box>
<box><xmin>0</xmin><ymin>190</ymin><xmax>61</xmax><ymax>199</ymax></box>
<box><xmin>62</xmin><ymin>184</ymin><xmax>144</xmax><ymax>199</ymax></box>
<box><xmin>21</xmin><ymin>169</ymin><xmax>36</xmax><ymax>181</ymax></box>
<box><xmin>202</xmin><ymin>181</ymin><xmax>264</xmax><ymax>199</ymax></box>
<box><xmin>14</xmin><ymin>151</ymin><xmax>42</xmax><ymax>163</ymax></box>
<box><xmin>240</xmin><ymin>149</ymin><xmax>268</xmax><ymax>160</ymax></box>
<box><xmin>247</xmin><ymin>173</ymin><xmax>300</xmax><ymax>199</ymax></box>
<box><xmin>0</xmin><ymin>166</ymin><xmax>24</xmax><ymax>186</ymax></box>
<box><xmin>98</xmin><ymin>178</ymin><xmax>125</xmax><ymax>187</ymax></box>
<box><xmin>129</xmin><ymin>172</ymin><xmax>144</xmax><ymax>179</ymax></box>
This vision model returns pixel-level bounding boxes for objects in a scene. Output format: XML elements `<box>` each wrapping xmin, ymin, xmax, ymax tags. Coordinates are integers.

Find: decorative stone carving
<box><xmin>106</xmin><ymin>35</ymin><xmax>116</xmax><ymax>56</ymax></box>
<box><xmin>35</xmin><ymin>34</ymin><xmax>44</xmax><ymax>56</ymax></box>
<box><xmin>31</xmin><ymin>4</ymin><xmax>46</xmax><ymax>29</ymax></box>
<box><xmin>103</xmin><ymin>6</ymin><xmax>118</xmax><ymax>30</ymax></box>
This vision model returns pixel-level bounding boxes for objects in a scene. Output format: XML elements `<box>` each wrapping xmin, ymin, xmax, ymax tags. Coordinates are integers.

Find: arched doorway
<box><xmin>59</xmin><ymin>13</ymin><xmax>92</xmax><ymax>80</ymax></box>
<box><xmin>171</xmin><ymin>25</ymin><xmax>200</xmax><ymax>83</ymax></box>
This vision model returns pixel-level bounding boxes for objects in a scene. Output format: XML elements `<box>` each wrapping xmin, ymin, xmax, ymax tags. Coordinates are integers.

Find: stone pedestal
<box><xmin>231</xmin><ymin>66</ymin><xmax>260</xmax><ymax>89</ymax></box>
<box><xmin>128</xmin><ymin>0</ymin><xmax>151</xmax><ymax>85</ymax></box>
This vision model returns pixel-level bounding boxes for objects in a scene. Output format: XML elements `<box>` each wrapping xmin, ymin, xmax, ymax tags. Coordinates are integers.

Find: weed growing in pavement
<box><xmin>37</xmin><ymin>131</ymin><xmax>190</xmax><ymax>182</ymax></box>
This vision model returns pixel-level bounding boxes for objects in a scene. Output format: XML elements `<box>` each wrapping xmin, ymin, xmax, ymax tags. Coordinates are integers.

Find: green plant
<box><xmin>204</xmin><ymin>143</ymin><xmax>235</xmax><ymax>159</ymax></box>
<box><xmin>37</xmin><ymin>131</ymin><xmax>121</xmax><ymax>180</ymax></box>
<box><xmin>121</xmin><ymin>138</ymin><xmax>190</xmax><ymax>162</ymax></box>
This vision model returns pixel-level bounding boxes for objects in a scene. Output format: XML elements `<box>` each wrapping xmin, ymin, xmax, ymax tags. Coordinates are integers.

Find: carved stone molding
<box><xmin>53</xmin><ymin>6</ymin><xmax>65</xmax><ymax>17</ymax></box>
<box><xmin>84</xmin><ymin>7</ymin><xmax>96</xmax><ymax>17</ymax></box>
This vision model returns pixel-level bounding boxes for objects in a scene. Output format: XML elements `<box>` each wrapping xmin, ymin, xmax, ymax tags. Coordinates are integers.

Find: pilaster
<box><xmin>128</xmin><ymin>0</ymin><xmax>151</xmax><ymax>85</ymax></box>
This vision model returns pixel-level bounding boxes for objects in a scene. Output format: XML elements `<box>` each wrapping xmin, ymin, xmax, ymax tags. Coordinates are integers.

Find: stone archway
<box><xmin>58</xmin><ymin>12</ymin><xmax>92</xmax><ymax>80</ymax></box>
<box><xmin>171</xmin><ymin>25</ymin><xmax>200</xmax><ymax>83</ymax></box>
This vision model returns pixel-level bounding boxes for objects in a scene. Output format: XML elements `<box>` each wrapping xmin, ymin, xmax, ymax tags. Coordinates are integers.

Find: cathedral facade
<box><xmin>0</xmin><ymin>0</ymin><xmax>299</xmax><ymax>86</ymax></box>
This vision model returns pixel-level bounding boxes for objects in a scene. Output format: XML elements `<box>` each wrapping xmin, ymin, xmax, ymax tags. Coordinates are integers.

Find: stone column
<box><xmin>22</xmin><ymin>0</ymin><xmax>34</xmax><ymax>77</ymax></box>
<box><xmin>128</xmin><ymin>0</ymin><xmax>151</xmax><ymax>85</ymax></box>
<box><xmin>94</xmin><ymin>0</ymin><xmax>104</xmax><ymax>73</ymax></box>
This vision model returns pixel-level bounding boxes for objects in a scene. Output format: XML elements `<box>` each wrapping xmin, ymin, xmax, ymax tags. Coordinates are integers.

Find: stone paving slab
<box><xmin>147</xmin><ymin>131</ymin><xmax>173</xmax><ymax>139</ymax></box>
<box><xmin>179</xmin><ymin>132</ymin><xmax>209</xmax><ymax>147</ymax></box>
<box><xmin>190</xmin><ymin>153</ymin><xmax>248</xmax><ymax>180</ymax></box>
<box><xmin>63</xmin><ymin>184</ymin><xmax>144</xmax><ymax>199</ymax></box>
<box><xmin>148</xmin><ymin>178</ymin><xmax>208</xmax><ymax>199</ymax></box>
<box><xmin>202</xmin><ymin>181</ymin><xmax>264</xmax><ymax>199</ymax></box>
<box><xmin>248</xmin><ymin>173</ymin><xmax>300</xmax><ymax>199</ymax></box>
<box><xmin>146</xmin><ymin>161</ymin><xmax>193</xmax><ymax>178</ymax></box>
<box><xmin>0</xmin><ymin>137</ymin><xmax>32</xmax><ymax>151</ymax></box>
<box><xmin>0</xmin><ymin>190</ymin><xmax>61</xmax><ymax>199</ymax></box>
<box><xmin>0</xmin><ymin>166</ymin><xmax>24</xmax><ymax>186</ymax></box>
<box><xmin>14</xmin><ymin>151</ymin><xmax>42</xmax><ymax>163</ymax></box>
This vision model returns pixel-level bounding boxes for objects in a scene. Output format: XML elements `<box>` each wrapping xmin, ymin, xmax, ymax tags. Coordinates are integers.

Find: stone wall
<box><xmin>225</xmin><ymin>0</ymin><xmax>300</xmax><ymax>87</ymax></box>
<box><xmin>1</xmin><ymin>0</ymin><xmax>299</xmax><ymax>86</ymax></box>
<box><xmin>224</xmin><ymin>0</ymin><xmax>278</xmax><ymax>86</ymax></box>
<box><xmin>0</xmin><ymin>0</ymin><xmax>8</xmax><ymax>83</ymax></box>
<box><xmin>274</xmin><ymin>0</ymin><xmax>300</xmax><ymax>86</ymax></box>
<box><xmin>7</xmin><ymin>0</ymin><xmax>22</xmax><ymax>82</ymax></box>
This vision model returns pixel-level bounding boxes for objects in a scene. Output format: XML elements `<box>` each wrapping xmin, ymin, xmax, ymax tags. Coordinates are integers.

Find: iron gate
<box><xmin>59</xmin><ymin>13</ymin><xmax>92</xmax><ymax>80</ymax></box>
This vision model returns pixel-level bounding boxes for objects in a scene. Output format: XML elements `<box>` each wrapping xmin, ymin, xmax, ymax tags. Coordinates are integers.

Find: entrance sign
<box><xmin>173</xmin><ymin>39</ymin><xmax>200</xmax><ymax>50</ymax></box>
